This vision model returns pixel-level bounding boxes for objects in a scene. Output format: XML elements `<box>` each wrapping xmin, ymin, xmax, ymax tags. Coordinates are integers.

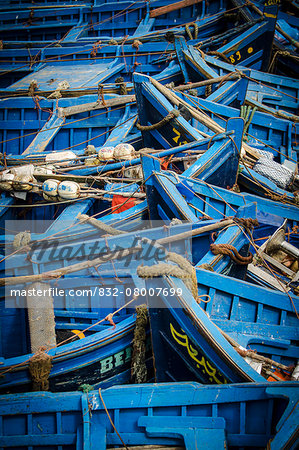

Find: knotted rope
<box><xmin>13</xmin><ymin>231</ymin><xmax>31</xmax><ymax>250</ymax></box>
<box><xmin>210</xmin><ymin>243</ymin><xmax>253</xmax><ymax>265</ymax></box>
<box><xmin>47</xmin><ymin>81</ymin><xmax>70</xmax><ymax>100</ymax></box>
<box><xmin>28</xmin><ymin>80</ymin><xmax>38</xmax><ymax>97</ymax></box>
<box><xmin>77</xmin><ymin>213</ymin><xmax>126</xmax><ymax>235</ymax></box>
<box><xmin>233</xmin><ymin>217</ymin><xmax>259</xmax><ymax>231</ymax></box>
<box><xmin>29</xmin><ymin>348</ymin><xmax>53</xmax><ymax>391</ymax></box>
<box><xmin>115</xmin><ymin>76</ymin><xmax>127</xmax><ymax>95</ymax></box>
<box><xmin>205</xmin><ymin>84</ymin><xmax>212</xmax><ymax>97</ymax></box>
<box><xmin>137</xmin><ymin>251</ymin><xmax>197</xmax><ymax>299</ymax></box>
<box><xmin>136</xmin><ymin>108</ymin><xmax>180</xmax><ymax>131</ymax></box>
<box><xmin>90</xmin><ymin>41</ymin><xmax>102</xmax><ymax>58</ymax></box>
<box><xmin>132</xmin><ymin>39</ymin><xmax>142</xmax><ymax>51</ymax></box>
<box><xmin>131</xmin><ymin>304</ymin><xmax>148</xmax><ymax>384</ymax></box>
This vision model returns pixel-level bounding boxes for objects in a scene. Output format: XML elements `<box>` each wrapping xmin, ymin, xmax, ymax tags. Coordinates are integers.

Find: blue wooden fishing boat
<box><xmin>142</xmin><ymin>159</ymin><xmax>299</xmax><ymax>225</ymax></box>
<box><xmin>0</xmin><ymin>1</ymin><xmax>276</xmax><ymax>89</ymax></box>
<box><xmin>134</xmin><ymin>73</ymin><xmax>299</xmax><ymax>204</ymax></box>
<box><xmin>2</xmin><ymin>217</ymin><xmax>258</xmax><ymax>392</ymax></box>
<box><xmin>134</xmin><ymin>72</ymin><xmax>298</xmax><ymax>161</ymax></box>
<box><xmin>0</xmin><ymin>38</ymin><xmax>183</xmax><ymax>89</ymax></box>
<box><xmin>134</xmin><ymin>245</ymin><xmax>299</xmax><ymax>380</ymax></box>
<box><xmin>0</xmin><ymin>225</ymin><xmax>194</xmax><ymax>392</ymax></box>
<box><xmin>175</xmin><ymin>37</ymin><xmax>299</xmax><ymax>116</ymax></box>
<box><xmin>0</xmin><ymin>381</ymin><xmax>298</xmax><ymax>449</ymax></box>
<box><xmin>0</xmin><ymin>0</ymin><xmax>229</xmax><ymax>44</ymax></box>
<box><xmin>194</xmin><ymin>267</ymin><xmax>299</xmax><ymax>368</ymax></box>
<box><xmin>0</xmin><ymin>94</ymin><xmax>138</xmax><ymax>155</ymax></box>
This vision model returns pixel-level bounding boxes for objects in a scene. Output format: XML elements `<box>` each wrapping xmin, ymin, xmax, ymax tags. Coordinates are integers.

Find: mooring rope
<box><xmin>136</xmin><ymin>108</ymin><xmax>180</xmax><ymax>131</ymax></box>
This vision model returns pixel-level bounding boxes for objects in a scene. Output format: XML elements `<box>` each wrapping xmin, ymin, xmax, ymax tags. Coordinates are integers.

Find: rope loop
<box><xmin>210</xmin><ymin>243</ymin><xmax>253</xmax><ymax>265</ymax></box>
<box><xmin>185</xmin><ymin>22</ymin><xmax>199</xmax><ymax>40</ymax></box>
<box><xmin>136</xmin><ymin>109</ymin><xmax>180</xmax><ymax>131</ymax></box>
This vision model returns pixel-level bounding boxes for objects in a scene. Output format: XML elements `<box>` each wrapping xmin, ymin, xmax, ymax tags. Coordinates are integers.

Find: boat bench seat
<box><xmin>138</xmin><ymin>416</ymin><xmax>227</xmax><ymax>450</ymax></box>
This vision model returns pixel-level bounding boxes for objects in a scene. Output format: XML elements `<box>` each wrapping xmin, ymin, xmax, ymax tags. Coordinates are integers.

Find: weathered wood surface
<box><xmin>150</xmin><ymin>0</ymin><xmax>201</xmax><ymax>18</ymax></box>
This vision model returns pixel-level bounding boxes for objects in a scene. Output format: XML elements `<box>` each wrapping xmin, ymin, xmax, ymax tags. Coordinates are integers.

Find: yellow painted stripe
<box><xmin>264</xmin><ymin>13</ymin><xmax>277</xmax><ymax>18</ymax></box>
<box><xmin>71</xmin><ymin>329</ymin><xmax>85</xmax><ymax>339</ymax></box>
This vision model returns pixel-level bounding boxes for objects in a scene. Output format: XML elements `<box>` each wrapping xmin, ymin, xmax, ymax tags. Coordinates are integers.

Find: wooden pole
<box><xmin>150</xmin><ymin>0</ymin><xmax>202</xmax><ymax>18</ymax></box>
<box><xmin>174</xmin><ymin>73</ymin><xmax>239</xmax><ymax>91</ymax></box>
<box><xmin>157</xmin><ymin>219</ymin><xmax>234</xmax><ymax>245</ymax></box>
<box><xmin>59</xmin><ymin>95</ymin><xmax>136</xmax><ymax>117</ymax></box>
<box><xmin>1</xmin><ymin>247</ymin><xmax>140</xmax><ymax>286</ymax></box>
<box><xmin>149</xmin><ymin>76</ymin><xmax>256</xmax><ymax>156</ymax></box>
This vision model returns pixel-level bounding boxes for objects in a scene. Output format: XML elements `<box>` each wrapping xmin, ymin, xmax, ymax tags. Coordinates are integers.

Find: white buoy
<box><xmin>114</xmin><ymin>143</ymin><xmax>135</xmax><ymax>160</ymax></box>
<box><xmin>57</xmin><ymin>180</ymin><xmax>80</xmax><ymax>200</ymax></box>
<box><xmin>42</xmin><ymin>179</ymin><xmax>60</xmax><ymax>201</ymax></box>
<box><xmin>98</xmin><ymin>146</ymin><xmax>115</xmax><ymax>161</ymax></box>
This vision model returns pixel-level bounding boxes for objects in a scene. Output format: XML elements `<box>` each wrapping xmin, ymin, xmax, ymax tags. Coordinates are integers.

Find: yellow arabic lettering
<box><xmin>172</xmin><ymin>128</ymin><xmax>181</xmax><ymax>144</ymax></box>
<box><xmin>170</xmin><ymin>323</ymin><xmax>226</xmax><ymax>384</ymax></box>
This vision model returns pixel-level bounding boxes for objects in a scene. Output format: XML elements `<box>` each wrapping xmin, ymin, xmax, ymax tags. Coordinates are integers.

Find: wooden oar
<box><xmin>1</xmin><ymin>247</ymin><xmax>140</xmax><ymax>286</ymax></box>
<box><xmin>174</xmin><ymin>73</ymin><xmax>240</xmax><ymax>91</ymax></box>
<box><xmin>150</xmin><ymin>0</ymin><xmax>202</xmax><ymax>18</ymax></box>
<box><xmin>157</xmin><ymin>219</ymin><xmax>234</xmax><ymax>245</ymax></box>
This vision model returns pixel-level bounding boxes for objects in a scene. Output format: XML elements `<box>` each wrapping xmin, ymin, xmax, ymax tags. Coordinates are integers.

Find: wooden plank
<box><xmin>150</xmin><ymin>0</ymin><xmax>201</xmax><ymax>18</ymax></box>
<box><xmin>22</xmin><ymin>115</ymin><xmax>65</xmax><ymax>156</ymax></box>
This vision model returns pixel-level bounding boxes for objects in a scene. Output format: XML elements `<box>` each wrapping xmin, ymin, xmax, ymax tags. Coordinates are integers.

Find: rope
<box><xmin>131</xmin><ymin>304</ymin><xmax>148</xmax><ymax>384</ymax></box>
<box><xmin>28</xmin><ymin>348</ymin><xmax>53</xmax><ymax>391</ymax></box>
<box><xmin>233</xmin><ymin>217</ymin><xmax>259</xmax><ymax>231</ymax></box>
<box><xmin>90</xmin><ymin>41</ymin><xmax>102</xmax><ymax>58</ymax></box>
<box><xmin>207</xmin><ymin>51</ymin><xmax>231</xmax><ymax>63</ymax></box>
<box><xmin>197</xmin><ymin>263</ymin><xmax>214</xmax><ymax>271</ymax></box>
<box><xmin>77</xmin><ymin>213</ymin><xmax>126</xmax><ymax>235</ymax></box>
<box><xmin>28</xmin><ymin>80</ymin><xmax>38</xmax><ymax>97</ymax></box>
<box><xmin>132</xmin><ymin>39</ymin><xmax>142</xmax><ymax>51</ymax></box>
<box><xmin>137</xmin><ymin>251</ymin><xmax>197</xmax><ymax>299</ymax></box>
<box><xmin>205</xmin><ymin>84</ymin><xmax>212</xmax><ymax>97</ymax></box>
<box><xmin>115</xmin><ymin>76</ymin><xmax>128</xmax><ymax>95</ymax></box>
<box><xmin>241</xmin><ymin>105</ymin><xmax>257</xmax><ymax>137</ymax></box>
<box><xmin>98</xmin><ymin>388</ymin><xmax>130</xmax><ymax>450</ymax></box>
<box><xmin>136</xmin><ymin>108</ymin><xmax>180</xmax><ymax>131</ymax></box>
<box><xmin>47</xmin><ymin>80</ymin><xmax>70</xmax><ymax>100</ymax></box>
<box><xmin>210</xmin><ymin>243</ymin><xmax>253</xmax><ymax>265</ymax></box>
<box><xmin>185</xmin><ymin>22</ymin><xmax>198</xmax><ymax>40</ymax></box>
<box><xmin>13</xmin><ymin>231</ymin><xmax>31</xmax><ymax>250</ymax></box>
